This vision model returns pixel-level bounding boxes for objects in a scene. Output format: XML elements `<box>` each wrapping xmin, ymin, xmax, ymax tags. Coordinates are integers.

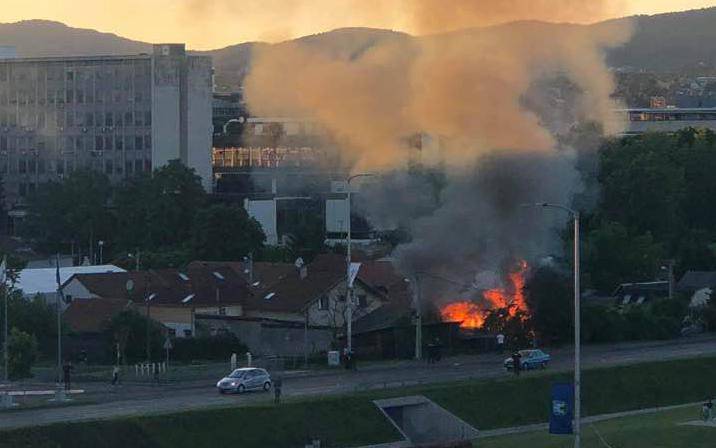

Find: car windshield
<box><xmin>518</xmin><ymin>350</ymin><xmax>533</xmax><ymax>357</ymax></box>
<box><xmin>228</xmin><ymin>370</ymin><xmax>248</xmax><ymax>379</ymax></box>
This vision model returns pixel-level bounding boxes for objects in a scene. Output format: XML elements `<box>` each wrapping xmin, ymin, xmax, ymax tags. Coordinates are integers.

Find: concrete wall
<box><xmin>141</xmin><ymin>306</ymin><xmax>194</xmax><ymax>338</ymax></box>
<box><xmin>186</xmin><ymin>56</ymin><xmax>213</xmax><ymax>191</ymax></box>
<box><xmin>307</xmin><ymin>281</ymin><xmax>383</xmax><ymax>328</ymax></box>
<box><xmin>244</xmin><ymin>198</ymin><xmax>278</xmax><ymax>245</ymax></box>
<box><xmin>197</xmin><ymin>317</ymin><xmax>333</xmax><ymax>356</ymax></box>
<box><xmin>61</xmin><ymin>278</ymin><xmax>100</xmax><ymax>301</ymax></box>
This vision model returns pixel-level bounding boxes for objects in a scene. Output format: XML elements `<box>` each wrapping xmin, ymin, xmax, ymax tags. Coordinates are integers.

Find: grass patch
<box><xmin>477</xmin><ymin>406</ymin><xmax>713</xmax><ymax>448</ymax></box>
<box><xmin>421</xmin><ymin>356</ymin><xmax>716</xmax><ymax>430</ymax></box>
<box><xmin>0</xmin><ymin>395</ymin><xmax>400</xmax><ymax>448</ymax></box>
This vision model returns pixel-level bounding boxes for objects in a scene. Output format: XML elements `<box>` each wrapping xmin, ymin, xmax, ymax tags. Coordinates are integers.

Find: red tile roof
<box><xmin>63</xmin><ymin>298</ymin><xmax>132</xmax><ymax>334</ymax></box>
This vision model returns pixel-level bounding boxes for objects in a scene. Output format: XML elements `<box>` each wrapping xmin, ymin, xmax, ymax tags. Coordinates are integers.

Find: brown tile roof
<box><xmin>65</xmin><ymin>264</ymin><xmax>254</xmax><ymax>308</ymax></box>
<box><xmin>63</xmin><ymin>298</ymin><xmax>132</xmax><ymax>334</ymax></box>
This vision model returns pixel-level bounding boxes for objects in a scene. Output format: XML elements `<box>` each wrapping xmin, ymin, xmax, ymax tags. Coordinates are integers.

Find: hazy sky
<box><xmin>2</xmin><ymin>0</ymin><xmax>715</xmax><ymax>50</ymax></box>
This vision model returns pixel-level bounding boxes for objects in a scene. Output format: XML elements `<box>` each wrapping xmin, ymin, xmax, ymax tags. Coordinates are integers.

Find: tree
<box><xmin>105</xmin><ymin>309</ymin><xmax>164</xmax><ymax>364</ymax></box>
<box><xmin>584</xmin><ymin>221</ymin><xmax>664</xmax><ymax>294</ymax></box>
<box><xmin>191</xmin><ymin>204</ymin><xmax>265</xmax><ymax>261</ymax></box>
<box><xmin>114</xmin><ymin>160</ymin><xmax>207</xmax><ymax>252</ymax></box>
<box><xmin>23</xmin><ymin>170</ymin><xmax>113</xmax><ymax>253</ymax></box>
<box><xmin>8</xmin><ymin>328</ymin><xmax>38</xmax><ymax>380</ymax></box>
<box><xmin>523</xmin><ymin>266</ymin><xmax>573</xmax><ymax>345</ymax></box>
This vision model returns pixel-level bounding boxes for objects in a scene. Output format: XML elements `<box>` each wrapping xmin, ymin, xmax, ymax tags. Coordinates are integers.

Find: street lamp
<box><xmin>98</xmin><ymin>240</ymin><xmax>104</xmax><ymax>265</ymax></box>
<box><xmin>345</xmin><ymin>173</ymin><xmax>374</xmax><ymax>354</ymax></box>
<box><xmin>524</xmin><ymin>202</ymin><xmax>581</xmax><ymax>448</ymax></box>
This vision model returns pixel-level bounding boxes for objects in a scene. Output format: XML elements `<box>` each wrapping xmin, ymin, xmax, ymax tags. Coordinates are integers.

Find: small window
<box><xmin>183</xmin><ymin>329</ymin><xmax>192</xmax><ymax>337</ymax></box>
<box><xmin>318</xmin><ymin>296</ymin><xmax>328</xmax><ymax>310</ymax></box>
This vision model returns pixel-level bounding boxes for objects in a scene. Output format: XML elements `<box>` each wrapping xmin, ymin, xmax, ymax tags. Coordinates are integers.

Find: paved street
<box><xmin>1</xmin><ymin>335</ymin><xmax>716</xmax><ymax>430</ymax></box>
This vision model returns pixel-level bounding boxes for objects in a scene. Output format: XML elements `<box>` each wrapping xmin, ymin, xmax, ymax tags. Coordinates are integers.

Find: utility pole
<box><xmin>2</xmin><ymin>257</ymin><xmax>7</xmax><ymax>383</ymax></box>
<box><xmin>344</xmin><ymin>173</ymin><xmax>373</xmax><ymax>354</ymax></box>
<box><xmin>413</xmin><ymin>276</ymin><xmax>422</xmax><ymax>360</ymax></box>
<box><xmin>523</xmin><ymin>202</ymin><xmax>580</xmax><ymax>448</ymax></box>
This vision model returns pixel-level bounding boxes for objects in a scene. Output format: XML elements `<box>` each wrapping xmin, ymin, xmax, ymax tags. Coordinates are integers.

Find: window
<box><xmin>95</xmin><ymin>136</ymin><xmax>104</xmax><ymax>151</ymax></box>
<box><xmin>18</xmin><ymin>159</ymin><xmax>26</xmax><ymax>174</ymax></box>
<box><xmin>86</xmin><ymin>113</ymin><xmax>94</xmax><ymax>127</ymax></box>
<box><xmin>105</xmin><ymin>136</ymin><xmax>113</xmax><ymax>151</ymax></box>
<box><xmin>105</xmin><ymin>112</ymin><xmax>113</xmax><ymax>127</ymax></box>
<box><xmin>134</xmin><ymin>159</ymin><xmax>142</xmax><ymax>173</ymax></box>
<box><xmin>116</xmin><ymin>136</ymin><xmax>123</xmax><ymax>150</ymax></box>
<box><xmin>318</xmin><ymin>296</ymin><xmax>328</xmax><ymax>310</ymax></box>
<box><xmin>144</xmin><ymin>111</ymin><xmax>152</xmax><ymax>126</ymax></box>
<box><xmin>357</xmin><ymin>295</ymin><xmax>368</xmax><ymax>307</ymax></box>
<box><xmin>105</xmin><ymin>159</ymin><xmax>113</xmax><ymax>175</ymax></box>
<box><xmin>183</xmin><ymin>329</ymin><xmax>192</xmax><ymax>337</ymax></box>
<box><xmin>56</xmin><ymin>160</ymin><xmax>64</xmax><ymax>174</ymax></box>
<box><xmin>144</xmin><ymin>135</ymin><xmax>151</xmax><ymax>150</ymax></box>
<box><xmin>135</xmin><ymin>136</ymin><xmax>143</xmax><ymax>150</ymax></box>
<box><xmin>124</xmin><ymin>111</ymin><xmax>133</xmax><ymax>126</ymax></box>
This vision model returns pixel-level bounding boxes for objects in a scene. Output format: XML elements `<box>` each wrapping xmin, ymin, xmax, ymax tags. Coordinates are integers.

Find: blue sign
<box><xmin>549</xmin><ymin>383</ymin><xmax>574</xmax><ymax>434</ymax></box>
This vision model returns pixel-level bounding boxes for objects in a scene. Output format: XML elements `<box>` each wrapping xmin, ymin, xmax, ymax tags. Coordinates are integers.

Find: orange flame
<box><xmin>440</xmin><ymin>260</ymin><xmax>529</xmax><ymax>329</ymax></box>
<box><xmin>440</xmin><ymin>301</ymin><xmax>485</xmax><ymax>329</ymax></box>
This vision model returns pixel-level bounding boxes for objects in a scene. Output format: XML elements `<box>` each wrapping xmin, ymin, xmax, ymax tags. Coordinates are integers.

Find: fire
<box><xmin>440</xmin><ymin>301</ymin><xmax>486</xmax><ymax>329</ymax></box>
<box><xmin>440</xmin><ymin>260</ymin><xmax>529</xmax><ymax>329</ymax></box>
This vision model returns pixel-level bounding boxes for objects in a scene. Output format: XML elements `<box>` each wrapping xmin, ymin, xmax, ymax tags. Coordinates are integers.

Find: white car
<box><xmin>216</xmin><ymin>368</ymin><xmax>272</xmax><ymax>394</ymax></box>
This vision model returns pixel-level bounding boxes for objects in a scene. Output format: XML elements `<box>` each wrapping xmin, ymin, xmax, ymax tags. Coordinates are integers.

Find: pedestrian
<box><xmin>433</xmin><ymin>337</ymin><xmax>442</xmax><ymax>363</ymax></box>
<box><xmin>274</xmin><ymin>377</ymin><xmax>282</xmax><ymax>405</ymax></box>
<box><xmin>511</xmin><ymin>351</ymin><xmax>522</xmax><ymax>377</ymax></box>
<box><xmin>111</xmin><ymin>365</ymin><xmax>120</xmax><ymax>386</ymax></box>
<box><xmin>703</xmin><ymin>397</ymin><xmax>713</xmax><ymax>422</ymax></box>
<box><xmin>62</xmin><ymin>360</ymin><xmax>73</xmax><ymax>391</ymax></box>
<box><xmin>496</xmin><ymin>333</ymin><xmax>505</xmax><ymax>353</ymax></box>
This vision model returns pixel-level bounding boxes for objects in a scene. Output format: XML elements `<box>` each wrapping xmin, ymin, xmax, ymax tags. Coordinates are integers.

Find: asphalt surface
<box><xmin>1</xmin><ymin>335</ymin><xmax>716</xmax><ymax>430</ymax></box>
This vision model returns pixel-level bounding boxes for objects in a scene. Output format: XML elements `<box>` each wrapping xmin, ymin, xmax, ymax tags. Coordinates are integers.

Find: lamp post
<box><xmin>98</xmin><ymin>240</ymin><xmax>104</xmax><ymax>265</ymax></box>
<box><xmin>526</xmin><ymin>202</ymin><xmax>580</xmax><ymax>448</ymax></box>
<box><xmin>345</xmin><ymin>173</ymin><xmax>374</xmax><ymax>354</ymax></box>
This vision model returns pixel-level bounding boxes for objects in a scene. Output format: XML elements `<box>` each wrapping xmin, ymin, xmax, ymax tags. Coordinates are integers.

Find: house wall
<box><xmin>196</xmin><ymin>316</ymin><xmax>333</xmax><ymax>357</ymax></box>
<box><xmin>139</xmin><ymin>305</ymin><xmax>194</xmax><ymax>338</ymax></box>
<box><xmin>307</xmin><ymin>282</ymin><xmax>383</xmax><ymax>328</ymax></box>
<box><xmin>194</xmin><ymin>304</ymin><xmax>243</xmax><ymax>317</ymax></box>
<box><xmin>61</xmin><ymin>278</ymin><xmax>100</xmax><ymax>301</ymax></box>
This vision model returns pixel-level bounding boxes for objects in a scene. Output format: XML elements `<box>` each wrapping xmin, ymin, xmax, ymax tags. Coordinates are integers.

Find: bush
<box><xmin>171</xmin><ymin>333</ymin><xmax>248</xmax><ymax>363</ymax></box>
<box><xmin>105</xmin><ymin>310</ymin><xmax>164</xmax><ymax>364</ymax></box>
<box><xmin>8</xmin><ymin>328</ymin><xmax>38</xmax><ymax>380</ymax></box>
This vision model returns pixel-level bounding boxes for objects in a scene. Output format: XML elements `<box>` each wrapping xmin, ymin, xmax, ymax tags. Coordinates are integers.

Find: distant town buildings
<box><xmin>618</xmin><ymin>107</ymin><xmax>716</xmax><ymax>135</ymax></box>
<box><xmin>0</xmin><ymin>43</ymin><xmax>213</xmax><ymax>206</ymax></box>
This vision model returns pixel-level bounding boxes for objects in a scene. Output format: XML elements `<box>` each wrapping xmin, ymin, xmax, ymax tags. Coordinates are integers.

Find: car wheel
<box><xmin>237</xmin><ymin>384</ymin><xmax>245</xmax><ymax>394</ymax></box>
<box><xmin>540</xmin><ymin>362</ymin><xmax>547</xmax><ymax>369</ymax></box>
<box><xmin>263</xmin><ymin>382</ymin><xmax>271</xmax><ymax>392</ymax></box>
<box><xmin>219</xmin><ymin>389</ymin><xmax>226</xmax><ymax>395</ymax></box>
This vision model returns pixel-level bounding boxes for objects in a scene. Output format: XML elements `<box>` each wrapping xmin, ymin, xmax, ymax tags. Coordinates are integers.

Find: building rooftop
<box><xmin>16</xmin><ymin>264</ymin><xmax>126</xmax><ymax>297</ymax></box>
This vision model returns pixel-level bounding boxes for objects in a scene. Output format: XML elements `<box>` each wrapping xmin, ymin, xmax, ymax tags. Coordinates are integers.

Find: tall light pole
<box><xmin>345</xmin><ymin>173</ymin><xmax>374</xmax><ymax>354</ymax></box>
<box><xmin>527</xmin><ymin>202</ymin><xmax>580</xmax><ymax>448</ymax></box>
<box><xmin>98</xmin><ymin>241</ymin><xmax>104</xmax><ymax>265</ymax></box>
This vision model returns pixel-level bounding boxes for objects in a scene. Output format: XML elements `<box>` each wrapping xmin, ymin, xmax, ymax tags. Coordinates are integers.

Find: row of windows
<box><xmin>0</xmin><ymin>62</ymin><xmax>151</xmax><ymax>83</ymax></box>
<box><xmin>0</xmin><ymin>135</ymin><xmax>151</xmax><ymax>152</ymax></box>
<box><xmin>0</xmin><ymin>88</ymin><xmax>151</xmax><ymax>106</ymax></box>
<box><xmin>0</xmin><ymin>110</ymin><xmax>152</xmax><ymax>129</ymax></box>
<box><xmin>1</xmin><ymin>157</ymin><xmax>150</xmax><ymax>177</ymax></box>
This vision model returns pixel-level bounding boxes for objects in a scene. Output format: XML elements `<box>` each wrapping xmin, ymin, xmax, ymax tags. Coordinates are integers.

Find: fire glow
<box><xmin>440</xmin><ymin>260</ymin><xmax>529</xmax><ymax>329</ymax></box>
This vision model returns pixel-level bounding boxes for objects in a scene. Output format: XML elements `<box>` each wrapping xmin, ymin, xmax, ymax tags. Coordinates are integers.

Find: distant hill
<box><xmin>3</xmin><ymin>8</ymin><xmax>716</xmax><ymax>88</ymax></box>
<box><xmin>0</xmin><ymin>20</ymin><xmax>149</xmax><ymax>57</ymax></box>
<box><xmin>605</xmin><ymin>7</ymin><xmax>716</xmax><ymax>71</ymax></box>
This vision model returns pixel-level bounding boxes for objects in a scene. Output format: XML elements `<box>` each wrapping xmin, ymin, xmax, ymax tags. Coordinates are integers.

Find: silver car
<box><xmin>217</xmin><ymin>368</ymin><xmax>272</xmax><ymax>394</ymax></box>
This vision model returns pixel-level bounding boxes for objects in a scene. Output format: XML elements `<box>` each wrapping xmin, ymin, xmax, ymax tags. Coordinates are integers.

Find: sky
<box><xmin>1</xmin><ymin>0</ymin><xmax>715</xmax><ymax>50</ymax></box>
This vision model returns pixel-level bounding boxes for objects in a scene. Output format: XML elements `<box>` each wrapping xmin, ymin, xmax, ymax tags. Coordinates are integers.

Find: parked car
<box><xmin>217</xmin><ymin>368</ymin><xmax>272</xmax><ymax>394</ymax></box>
<box><xmin>503</xmin><ymin>349</ymin><xmax>551</xmax><ymax>371</ymax></box>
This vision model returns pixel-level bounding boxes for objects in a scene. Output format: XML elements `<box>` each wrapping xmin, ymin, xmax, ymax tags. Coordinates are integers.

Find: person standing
<box><xmin>511</xmin><ymin>352</ymin><xmax>522</xmax><ymax>377</ymax></box>
<box><xmin>111</xmin><ymin>365</ymin><xmax>120</xmax><ymax>386</ymax></box>
<box><xmin>496</xmin><ymin>333</ymin><xmax>505</xmax><ymax>353</ymax></box>
<box><xmin>62</xmin><ymin>361</ymin><xmax>73</xmax><ymax>391</ymax></box>
<box><xmin>273</xmin><ymin>377</ymin><xmax>282</xmax><ymax>405</ymax></box>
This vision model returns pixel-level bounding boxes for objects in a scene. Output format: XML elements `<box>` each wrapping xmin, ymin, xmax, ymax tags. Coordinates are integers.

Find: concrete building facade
<box><xmin>0</xmin><ymin>43</ymin><xmax>212</xmax><ymax>205</ymax></box>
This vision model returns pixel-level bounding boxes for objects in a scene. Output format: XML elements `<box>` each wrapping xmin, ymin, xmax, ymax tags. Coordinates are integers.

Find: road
<box><xmin>1</xmin><ymin>335</ymin><xmax>715</xmax><ymax>430</ymax></box>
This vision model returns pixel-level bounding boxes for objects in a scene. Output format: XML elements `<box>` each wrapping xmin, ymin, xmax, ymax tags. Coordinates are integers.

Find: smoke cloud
<box><xmin>242</xmin><ymin>1</ymin><xmax>633</xmax><ymax>298</ymax></box>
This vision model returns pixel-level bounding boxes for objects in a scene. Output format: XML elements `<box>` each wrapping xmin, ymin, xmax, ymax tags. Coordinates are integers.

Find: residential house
<box><xmin>15</xmin><ymin>264</ymin><xmax>126</xmax><ymax>305</ymax></box>
<box><xmin>61</xmin><ymin>264</ymin><xmax>252</xmax><ymax>337</ymax></box>
<box><xmin>63</xmin><ymin>297</ymin><xmax>133</xmax><ymax>362</ymax></box>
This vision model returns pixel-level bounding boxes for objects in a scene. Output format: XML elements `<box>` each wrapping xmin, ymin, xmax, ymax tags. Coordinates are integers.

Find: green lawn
<box><xmin>3</xmin><ymin>356</ymin><xmax>716</xmax><ymax>447</ymax></box>
<box><xmin>477</xmin><ymin>406</ymin><xmax>714</xmax><ymax>448</ymax></box>
<box><xmin>0</xmin><ymin>396</ymin><xmax>401</xmax><ymax>448</ymax></box>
